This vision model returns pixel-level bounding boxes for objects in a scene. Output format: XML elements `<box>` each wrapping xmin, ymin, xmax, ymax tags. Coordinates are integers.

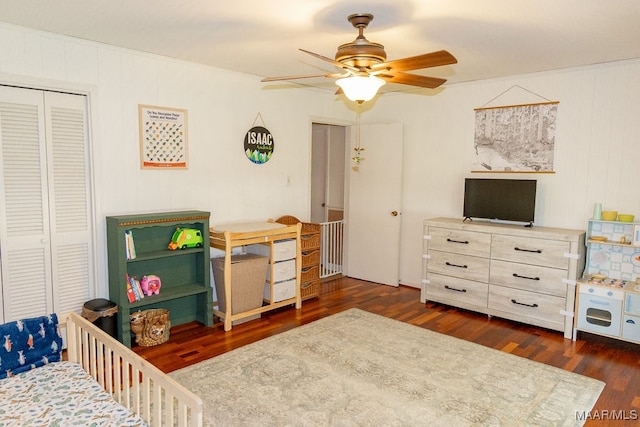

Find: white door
<box><xmin>346</xmin><ymin>122</ymin><xmax>403</xmax><ymax>286</ymax></box>
<box><xmin>0</xmin><ymin>86</ymin><xmax>94</xmax><ymax>322</ymax></box>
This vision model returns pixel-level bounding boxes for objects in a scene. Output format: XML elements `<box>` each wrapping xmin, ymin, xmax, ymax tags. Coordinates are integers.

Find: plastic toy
<box><xmin>140</xmin><ymin>275</ymin><xmax>162</xmax><ymax>296</ymax></box>
<box><xmin>168</xmin><ymin>227</ymin><xmax>204</xmax><ymax>250</ymax></box>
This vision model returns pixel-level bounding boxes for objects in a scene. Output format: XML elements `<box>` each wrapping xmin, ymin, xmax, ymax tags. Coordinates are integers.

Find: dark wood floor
<box><xmin>134</xmin><ymin>276</ymin><xmax>640</xmax><ymax>426</ymax></box>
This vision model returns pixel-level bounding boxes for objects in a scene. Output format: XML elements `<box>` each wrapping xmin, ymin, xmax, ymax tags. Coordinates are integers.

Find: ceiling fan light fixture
<box><xmin>336</xmin><ymin>75</ymin><xmax>385</xmax><ymax>102</ymax></box>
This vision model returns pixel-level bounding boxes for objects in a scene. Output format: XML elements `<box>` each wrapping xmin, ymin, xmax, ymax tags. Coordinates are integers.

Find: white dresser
<box><xmin>422</xmin><ymin>217</ymin><xmax>585</xmax><ymax>338</ymax></box>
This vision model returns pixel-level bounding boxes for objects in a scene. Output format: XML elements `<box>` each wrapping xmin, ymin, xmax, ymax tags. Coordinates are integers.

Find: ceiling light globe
<box><xmin>336</xmin><ymin>76</ymin><xmax>385</xmax><ymax>102</ymax></box>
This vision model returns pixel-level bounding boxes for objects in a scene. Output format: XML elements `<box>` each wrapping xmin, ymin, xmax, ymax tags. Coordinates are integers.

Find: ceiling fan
<box><xmin>261</xmin><ymin>13</ymin><xmax>457</xmax><ymax>102</ymax></box>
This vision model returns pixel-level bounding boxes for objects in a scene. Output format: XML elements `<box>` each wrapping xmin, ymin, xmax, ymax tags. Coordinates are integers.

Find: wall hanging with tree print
<box><xmin>473</xmin><ymin>86</ymin><xmax>558</xmax><ymax>173</ymax></box>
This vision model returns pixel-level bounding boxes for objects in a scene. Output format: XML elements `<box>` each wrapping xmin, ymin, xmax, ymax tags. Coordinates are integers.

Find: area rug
<box><xmin>170</xmin><ymin>308</ymin><xmax>604</xmax><ymax>426</ymax></box>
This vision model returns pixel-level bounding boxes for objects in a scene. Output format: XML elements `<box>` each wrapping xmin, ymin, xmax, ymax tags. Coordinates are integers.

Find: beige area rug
<box><xmin>170</xmin><ymin>308</ymin><xmax>604</xmax><ymax>426</ymax></box>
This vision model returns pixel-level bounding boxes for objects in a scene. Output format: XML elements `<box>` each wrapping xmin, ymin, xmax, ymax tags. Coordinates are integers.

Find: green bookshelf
<box><xmin>106</xmin><ymin>210</ymin><xmax>212</xmax><ymax>347</ymax></box>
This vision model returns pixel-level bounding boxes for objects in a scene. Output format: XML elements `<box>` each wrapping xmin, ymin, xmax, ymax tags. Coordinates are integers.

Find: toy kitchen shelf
<box><xmin>583</xmin><ymin>219</ymin><xmax>640</xmax><ymax>280</ymax></box>
<box><xmin>574</xmin><ymin>219</ymin><xmax>640</xmax><ymax>344</ymax></box>
<box><xmin>209</xmin><ymin>221</ymin><xmax>302</xmax><ymax>331</ymax></box>
<box><xmin>106</xmin><ymin>210</ymin><xmax>213</xmax><ymax>347</ymax></box>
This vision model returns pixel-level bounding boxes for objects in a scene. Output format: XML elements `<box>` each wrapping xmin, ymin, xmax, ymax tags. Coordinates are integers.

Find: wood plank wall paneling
<box><xmin>134</xmin><ymin>276</ymin><xmax>640</xmax><ymax>426</ymax></box>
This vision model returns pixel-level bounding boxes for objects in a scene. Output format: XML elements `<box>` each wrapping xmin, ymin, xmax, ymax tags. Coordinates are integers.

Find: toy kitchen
<box><xmin>574</xmin><ymin>217</ymin><xmax>640</xmax><ymax>343</ymax></box>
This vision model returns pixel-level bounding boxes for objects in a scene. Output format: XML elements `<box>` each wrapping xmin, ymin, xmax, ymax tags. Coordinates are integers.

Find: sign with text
<box><xmin>139</xmin><ymin>104</ymin><xmax>188</xmax><ymax>169</ymax></box>
<box><xmin>244</xmin><ymin>126</ymin><xmax>274</xmax><ymax>164</ymax></box>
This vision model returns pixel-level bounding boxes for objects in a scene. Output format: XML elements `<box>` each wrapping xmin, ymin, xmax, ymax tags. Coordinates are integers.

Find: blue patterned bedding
<box><xmin>0</xmin><ymin>361</ymin><xmax>146</xmax><ymax>426</ymax></box>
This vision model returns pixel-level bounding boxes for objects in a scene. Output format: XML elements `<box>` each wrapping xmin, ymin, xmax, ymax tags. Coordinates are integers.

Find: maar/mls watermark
<box><xmin>576</xmin><ymin>410</ymin><xmax>638</xmax><ymax>421</ymax></box>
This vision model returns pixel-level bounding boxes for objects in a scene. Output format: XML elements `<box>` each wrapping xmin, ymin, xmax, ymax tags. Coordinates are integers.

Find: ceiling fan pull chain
<box><xmin>353</xmin><ymin>104</ymin><xmax>365</xmax><ymax>165</ymax></box>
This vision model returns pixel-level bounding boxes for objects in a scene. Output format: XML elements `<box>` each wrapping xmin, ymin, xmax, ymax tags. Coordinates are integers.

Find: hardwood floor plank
<box><xmin>134</xmin><ymin>276</ymin><xmax>640</xmax><ymax>426</ymax></box>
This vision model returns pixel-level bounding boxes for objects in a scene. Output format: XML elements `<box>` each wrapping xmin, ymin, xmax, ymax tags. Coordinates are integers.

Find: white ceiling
<box><xmin>2</xmin><ymin>0</ymin><xmax>640</xmax><ymax>95</ymax></box>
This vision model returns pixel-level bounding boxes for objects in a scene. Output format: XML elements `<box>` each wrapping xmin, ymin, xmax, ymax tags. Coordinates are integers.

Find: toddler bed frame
<box><xmin>63</xmin><ymin>312</ymin><xmax>203</xmax><ymax>426</ymax></box>
<box><xmin>0</xmin><ymin>312</ymin><xmax>203</xmax><ymax>426</ymax></box>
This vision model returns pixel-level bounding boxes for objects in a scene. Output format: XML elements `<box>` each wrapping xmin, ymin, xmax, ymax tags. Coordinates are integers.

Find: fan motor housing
<box><xmin>335</xmin><ymin>41</ymin><xmax>387</xmax><ymax>68</ymax></box>
<box><xmin>335</xmin><ymin>13</ymin><xmax>387</xmax><ymax>68</ymax></box>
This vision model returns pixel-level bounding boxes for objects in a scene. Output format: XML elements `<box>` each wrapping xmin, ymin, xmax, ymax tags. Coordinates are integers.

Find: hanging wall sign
<box><xmin>244</xmin><ymin>125</ymin><xmax>274</xmax><ymax>164</ymax></box>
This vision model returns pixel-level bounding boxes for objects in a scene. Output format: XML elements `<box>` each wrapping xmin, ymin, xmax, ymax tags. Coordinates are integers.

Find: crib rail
<box><xmin>62</xmin><ymin>312</ymin><xmax>203</xmax><ymax>427</ymax></box>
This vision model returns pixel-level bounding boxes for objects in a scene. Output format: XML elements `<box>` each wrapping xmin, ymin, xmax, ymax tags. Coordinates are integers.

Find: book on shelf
<box><xmin>127</xmin><ymin>274</ymin><xmax>144</xmax><ymax>302</ymax></box>
<box><xmin>125</xmin><ymin>274</ymin><xmax>136</xmax><ymax>303</ymax></box>
<box><xmin>134</xmin><ymin>277</ymin><xmax>145</xmax><ymax>299</ymax></box>
<box><xmin>125</xmin><ymin>230</ymin><xmax>137</xmax><ymax>260</ymax></box>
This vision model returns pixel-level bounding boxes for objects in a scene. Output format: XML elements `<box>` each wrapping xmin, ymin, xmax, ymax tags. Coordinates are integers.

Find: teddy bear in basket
<box><xmin>140</xmin><ymin>274</ymin><xmax>161</xmax><ymax>296</ymax></box>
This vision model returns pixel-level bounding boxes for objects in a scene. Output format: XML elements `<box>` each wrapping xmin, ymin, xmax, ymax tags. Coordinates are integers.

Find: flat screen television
<box><xmin>463</xmin><ymin>178</ymin><xmax>537</xmax><ymax>226</ymax></box>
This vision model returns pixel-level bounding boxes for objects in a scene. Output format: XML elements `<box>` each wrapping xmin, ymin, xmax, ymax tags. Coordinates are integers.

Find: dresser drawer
<box><xmin>428</xmin><ymin>227</ymin><xmax>491</xmax><ymax>258</ymax></box>
<box><xmin>264</xmin><ymin>279</ymin><xmax>296</xmax><ymax>303</ymax></box>
<box><xmin>267</xmin><ymin>259</ymin><xmax>296</xmax><ymax>282</ymax></box>
<box><xmin>489</xmin><ymin>259</ymin><xmax>568</xmax><ymax>297</ymax></box>
<box><xmin>426</xmin><ymin>273</ymin><xmax>488</xmax><ymax>308</ymax></box>
<box><xmin>488</xmin><ymin>285</ymin><xmax>566</xmax><ymax>329</ymax></box>
<box><xmin>246</xmin><ymin>239</ymin><xmax>296</xmax><ymax>262</ymax></box>
<box><xmin>427</xmin><ymin>250</ymin><xmax>490</xmax><ymax>283</ymax></box>
<box><xmin>491</xmin><ymin>235</ymin><xmax>570</xmax><ymax>269</ymax></box>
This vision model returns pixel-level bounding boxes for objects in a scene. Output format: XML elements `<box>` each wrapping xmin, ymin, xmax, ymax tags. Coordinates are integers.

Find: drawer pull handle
<box><xmin>447</xmin><ymin>238</ymin><xmax>469</xmax><ymax>245</ymax></box>
<box><xmin>512</xmin><ymin>273</ymin><xmax>540</xmax><ymax>281</ymax></box>
<box><xmin>444</xmin><ymin>285</ymin><xmax>467</xmax><ymax>293</ymax></box>
<box><xmin>445</xmin><ymin>261</ymin><xmax>468</xmax><ymax>269</ymax></box>
<box><xmin>514</xmin><ymin>247</ymin><xmax>542</xmax><ymax>254</ymax></box>
<box><xmin>511</xmin><ymin>299</ymin><xmax>539</xmax><ymax>308</ymax></box>
<box><xmin>627</xmin><ymin>319</ymin><xmax>636</xmax><ymax>325</ymax></box>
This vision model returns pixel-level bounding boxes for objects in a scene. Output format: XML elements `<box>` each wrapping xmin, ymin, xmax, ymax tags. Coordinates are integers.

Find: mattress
<box><xmin>0</xmin><ymin>361</ymin><xmax>146</xmax><ymax>426</ymax></box>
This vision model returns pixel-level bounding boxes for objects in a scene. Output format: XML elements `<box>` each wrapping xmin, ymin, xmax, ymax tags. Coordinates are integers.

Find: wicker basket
<box><xmin>301</xmin><ymin>265</ymin><xmax>320</xmax><ymax>284</ymax></box>
<box><xmin>301</xmin><ymin>280</ymin><xmax>320</xmax><ymax>300</ymax></box>
<box><xmin>301</xmin><ymin>249</ymin><xmax>320</xmax><ymax>267</ymax></box>
<box><xmin>130</xmin><ymin>309</ymin><xmax>170</xmax><ymax>347</ymax></box>
<box><xmin>301</xmin><ymin>233</ymin><xmax>320</xmax><ymax>251</ymax></box>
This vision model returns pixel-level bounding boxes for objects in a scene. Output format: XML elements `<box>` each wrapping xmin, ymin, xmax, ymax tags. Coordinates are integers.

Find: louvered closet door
<box><xmin>0</xmin><ymin>86</ymin><xmax>93</xmax><ymax>322</ymax></box>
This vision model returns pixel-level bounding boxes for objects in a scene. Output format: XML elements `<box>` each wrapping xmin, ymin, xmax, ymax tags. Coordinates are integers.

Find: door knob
<box><xmin>391</xmin><ymin>211</ymin><xmax>398</xmax><ymax>217</ymax></box>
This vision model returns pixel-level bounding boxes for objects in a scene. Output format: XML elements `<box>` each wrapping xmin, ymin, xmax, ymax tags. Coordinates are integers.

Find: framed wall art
<box><xmin>472</xmin><ymin>101</ymin><xmax>558</xmax><ymax>173</ymax></box>
<box><xmin>139</xmin><ymin>104</ymin><xmax>188</xmax><ymax>169</ymax></box>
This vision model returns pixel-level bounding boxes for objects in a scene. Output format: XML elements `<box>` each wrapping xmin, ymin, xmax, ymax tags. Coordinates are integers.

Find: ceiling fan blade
<box><xmin>379</xmin><ymin>72</ymin><xmax>447</xmax><ymax>89</ymax></box>
<box><xmin>371</xmin><ymin>50</ymin><xmax>457</xmax><ymax>73</ymax></box>
<box><xmin>261</xmin><ymin>73</ymin><xmax>335</xmax><ymax>82</ymax></box>
<box><xmin>299</xmin><ymin>49</ymin><xmax>360</xmax><ymax>74</ymax></box>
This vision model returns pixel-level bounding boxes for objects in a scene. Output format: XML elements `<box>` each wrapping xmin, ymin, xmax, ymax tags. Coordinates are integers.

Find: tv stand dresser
<box><xmin>421</xmin><ymin>217</ymin><xmax>586</xmax><ymax>338</ymax></box>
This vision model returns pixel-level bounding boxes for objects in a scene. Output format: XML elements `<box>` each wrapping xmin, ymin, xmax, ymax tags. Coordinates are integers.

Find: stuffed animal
<box><xmin>140</xmin><ymin>275</ymin><xmax>161</xmax><ymax>296</ymax></box>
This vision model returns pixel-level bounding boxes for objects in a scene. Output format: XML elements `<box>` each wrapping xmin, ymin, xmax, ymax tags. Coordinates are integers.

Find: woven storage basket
<box><xmin>301</xmin><ymin>265</ymin><xmax>320</xmax><ymax>284</ymax></box>
<box><xmin>300</xmin><ymin>222</ymin><xmax>320</xmax><ymax>235</ymax></box>
<box><xmin>301</xmin><ymin>233</ymin><xmax>320</xmax><ymax>251</ymax></box>
<box><xmin>301</xmin><ymin>280</ymin><xmax>320</xmax><ymax>300</ymax></box>
<box><xmin>130</xmin><ymin>309</ymin><xmax>170</xmax><ymax>347</ymax></box>
<box><xmin>301</xmin><ymin>249</ymin><xmax>320</xmax><ymax>267</ymax></box>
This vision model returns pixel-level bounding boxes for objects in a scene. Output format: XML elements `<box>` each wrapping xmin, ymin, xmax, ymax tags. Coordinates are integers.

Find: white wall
<box><xmin>363</xmin><ymin>60</ymin><xmax>640</xmax><ymax>287</ymax></box>
<box><xmin>0</xmin><ymin>23</ymin><xmax>352</xmax><ymax>297</ymax></box>
<box><xmin>2</xmin><ymin>23</ymin><xmax>640</xmax><ymax>297</ymax></box>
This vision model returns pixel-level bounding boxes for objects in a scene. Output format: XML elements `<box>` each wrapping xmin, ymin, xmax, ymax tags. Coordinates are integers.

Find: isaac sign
<box><xmin>244</xmin><ymin>126</ymin><xmax>274</xmax><ymax>164</ymax></box>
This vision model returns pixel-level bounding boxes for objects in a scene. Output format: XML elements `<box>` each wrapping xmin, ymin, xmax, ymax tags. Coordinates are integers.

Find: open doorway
<box><xmin>311</xmin><ymin>123</ymin><xmax>346</xmax><ymax>223</ymax></box>
<box><xmin>311</xmin><ymin>123</ymin><xmax>346</xmax><ymax>278</ymax></box>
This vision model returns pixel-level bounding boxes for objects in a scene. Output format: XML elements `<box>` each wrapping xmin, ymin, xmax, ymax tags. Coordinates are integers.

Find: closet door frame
<box><xmin>0</xmin><ymin>78</ymin><xmax>98</xmax><ymax>322</ymax></box>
